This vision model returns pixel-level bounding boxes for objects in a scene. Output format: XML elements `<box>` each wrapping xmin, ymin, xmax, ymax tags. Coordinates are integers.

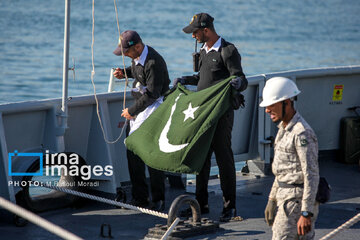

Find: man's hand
<box><xmin>232</xmin><ymin>90</ymin><xmax>245</xmax><ymax>110</ymax></box>
<box><xmin>264</xmin><ymin>199</ymin><xmax>277</xmax><ymax>226</ymax></box>
<box><xmin>230</xmin><ymin>76</ymin><xmax>244</xmax><ymax>90</ymax></box>
<box><xmin>121</xmin><ymin>108</ymin><xmax>134</xmax><ymax>120</ymax></box>
<box><xmin>113</xmin><ymin>68</ymin><xmax>125</xmax><ymax>79</ymax></box>
<box><xmin>297</xmin><ymin>215</ymin><xmax>312</xmax><ymax>236</ymax></box>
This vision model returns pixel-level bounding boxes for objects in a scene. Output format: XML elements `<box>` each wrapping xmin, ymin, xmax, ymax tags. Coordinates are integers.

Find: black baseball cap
<box><xmin>183</xmin><ymin>13</ymin><xmax>214</xmax><ymax>34</ymax></box>
<box><xmin>113</xmin><ymin>30</ymin><xmax>142</xmax><ymax>56</ymax></box>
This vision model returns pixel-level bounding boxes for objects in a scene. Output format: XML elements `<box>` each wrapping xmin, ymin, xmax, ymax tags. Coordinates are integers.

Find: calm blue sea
<box><xmin>0</xmin><ymin>0</ymin><xmax>359</xmax><ymax>104</ymax></box>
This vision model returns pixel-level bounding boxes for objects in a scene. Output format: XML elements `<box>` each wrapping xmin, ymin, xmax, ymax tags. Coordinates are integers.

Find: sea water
<box><xmin>0</xmin><ymin>0</ymin><xmax>359</xmax><ymax>104</ymax></box>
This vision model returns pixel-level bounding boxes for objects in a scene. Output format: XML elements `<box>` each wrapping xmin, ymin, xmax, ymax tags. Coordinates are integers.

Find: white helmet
<box><xmin>259</xmin><ymin>77</ymin><xmax>301</xmax><ymax>107</ymax></box>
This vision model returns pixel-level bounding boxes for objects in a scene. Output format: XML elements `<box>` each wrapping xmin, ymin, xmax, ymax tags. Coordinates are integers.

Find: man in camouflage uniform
<box><xmin>260</xmin><ymin>77</ymin><xmax>320</xmax><ymax>239</ymax></box>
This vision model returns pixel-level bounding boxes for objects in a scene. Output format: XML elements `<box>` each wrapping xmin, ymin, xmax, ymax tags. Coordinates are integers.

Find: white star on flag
<box><xmin>183</xmin><ymin>103</ymin><xmax>199</xmax><ymax>122</ymax></box>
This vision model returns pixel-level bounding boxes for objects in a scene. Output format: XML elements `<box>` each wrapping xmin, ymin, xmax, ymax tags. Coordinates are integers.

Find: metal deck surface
<box><xmin>1</xmin><ymin>157</ymin><xmax>359</xmax><ymax>240</ymax></box>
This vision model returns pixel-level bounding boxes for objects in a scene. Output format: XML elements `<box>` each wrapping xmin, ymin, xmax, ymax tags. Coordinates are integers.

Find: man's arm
<box><xmin>222</xmin><ymin>45</ymin><xmax>248</xmax><ymax>92</ymax></box>
<box><xmin>128</xmin><ymin>60</ymin><xmax>166</xmax><ymax>116</ymax></box>
<box><xmin>179</xmin><ymin>74</ymin><xmax>200</xmax><ymax>86</ymax></box>
<box><xmin>269</xmin><ymin>178</ymin><xmax>279</xmax><ymax>201</ymax></box>
<box><xmin>296</xmin><ymin>130</ymin><xmax>319</xmax><ymax>235</ymax></box>
<box><xmin>113</xmin><ymin>66</ymin><xmax>132</xmax><ymax>79</ymax></box>
<box><xmin>296</xmin><ymin>130</ymin><xmax>319</xmax><ymax>213</ymax></box>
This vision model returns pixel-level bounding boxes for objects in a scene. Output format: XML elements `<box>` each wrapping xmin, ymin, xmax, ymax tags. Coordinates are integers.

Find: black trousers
<box><xmin>195</xmin><ymin>108</ymin><xmax>236</xmax><ymax>209</ymax></box>
<box><xmin>126</xmin><ymin>125</ymin><xmax>165</xmax><ymax>203</ymax></box>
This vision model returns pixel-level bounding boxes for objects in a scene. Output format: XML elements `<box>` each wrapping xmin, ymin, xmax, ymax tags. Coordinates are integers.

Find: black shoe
<box><xmin>114</xmin><ymin>188</ymin><xmax>127</xmax><ymax>208</ymax></box>
<box><xmin>179</xmin><ymin>205</ymin><xmax>209</xmax><ymax>217</ymax></box>
<box><xmin>150</xmin><ymin>200</ymin><xmax>165</xmax><ymax>211</ymax></box>
<box><xmin>128</xmin><ymin>198</ymin><xmax>149</xmax><ymax>208</ymax></box>
<box><xmin>219</xmin><ymin>208</ymin><xmax>236</xmax><ymax>222</ymax></box>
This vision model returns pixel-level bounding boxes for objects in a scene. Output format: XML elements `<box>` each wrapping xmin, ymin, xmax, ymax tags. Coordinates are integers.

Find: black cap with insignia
<box><xmin>113</xmin><ymin>30</ymin><xmax>142</xmax><ymax>56</ymax></box>
<box><xmin>183</xmin><ymin>13</ymin><xmax>214</xmax><ymax>34</ymax></box>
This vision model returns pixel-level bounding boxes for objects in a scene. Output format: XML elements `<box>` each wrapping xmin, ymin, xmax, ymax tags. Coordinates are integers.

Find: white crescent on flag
<box><xmin>158</xmin><ymin>94</ymin><xmax>189</xmax><ymax>153</ymax></box>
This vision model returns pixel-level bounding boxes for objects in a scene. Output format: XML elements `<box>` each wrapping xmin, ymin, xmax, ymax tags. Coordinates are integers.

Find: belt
<box><xmin>277</xmin><ymin>181</ymin><xmax>304</xmax><ymax>188</ymax></box>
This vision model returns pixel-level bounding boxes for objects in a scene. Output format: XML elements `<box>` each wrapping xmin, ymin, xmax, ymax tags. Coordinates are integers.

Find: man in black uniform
<box><xmin>175</xmin><ymin>13</ymin><xmax>247</xmax><ymax>222</ymax></box>
<box><xmin>113</xmin><ymin>30</ymin><xmax>170</xmax><ymax>211</ymax></box>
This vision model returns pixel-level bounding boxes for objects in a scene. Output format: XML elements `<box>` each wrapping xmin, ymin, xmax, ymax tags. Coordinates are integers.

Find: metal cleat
<box><xmin>144</xmin><ymin>195</ymin><xmax>220</xmax><ymax>239</ymax></box>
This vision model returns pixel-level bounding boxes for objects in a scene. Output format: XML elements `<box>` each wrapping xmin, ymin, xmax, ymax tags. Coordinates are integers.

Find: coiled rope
<box><xmin>42</xmin><ymin>183</ymin><xmax>168</xmax><ymax>219</ymax></box>
<box><xmin>90</xmin><ymin>0</ymin><xmax>129</xmax><ymax>144</ymax></box>
<box><xmin>319</xmin><ymin>212</ymin><xmax>360</xmax><ymax>240</ymax></box>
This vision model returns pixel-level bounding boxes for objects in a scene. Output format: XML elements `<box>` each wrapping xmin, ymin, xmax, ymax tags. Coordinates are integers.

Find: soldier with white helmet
<box><xmin>260</xmin><ymin>77</ymin><xmax>320</xmax><ymax>239</ymax></box>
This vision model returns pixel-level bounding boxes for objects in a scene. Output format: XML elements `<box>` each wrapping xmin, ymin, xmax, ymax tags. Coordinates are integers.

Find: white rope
<box><xmin>161</xmin><ymin>217</ymin><xmax>180</xmax><ymax>240</ymax></box>
<box><xmin>42</xmin><ymin>183</ymin><xmax>168</xmax><ymax>219</ymax></box>
<box><xmin>113</xmin><ymin>0</ymin><xmax>130</xmax><ymax>110</ymax></box>
<box><xmin>319</xmin><ymin>212</ymin><xmax>360</xmax><ymax>240</ymax></box>
<box><xmin>90</xmin><ymin>0</ymin><xmax>128</xmax><ymax>144</ymax></box>
<box><xmin>0</xmin><ymin>197</ymin><xmax>83</xmax><ymax>240</ymax></box>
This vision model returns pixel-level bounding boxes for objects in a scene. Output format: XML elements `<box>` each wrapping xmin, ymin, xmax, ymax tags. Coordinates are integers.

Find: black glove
<box><xmin>230</xmin><ymin>76</ymin><xmax>244</xmax><ymax>90</ymax></box>
<box><xmin>173</xmin><ymin>77</ymin><xmax>186</xmax><ymax>86</ymax></box>
<box><xmin>232</xmin><ymin>90</ymin><xmax>245</xmax><ymax>110</ymax></box>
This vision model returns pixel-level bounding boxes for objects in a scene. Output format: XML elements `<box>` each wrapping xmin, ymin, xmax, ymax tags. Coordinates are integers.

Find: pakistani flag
<box><xmin>125</xmin><ymin>77</ymin><xmax>234</xmax><ymax>174</ymax></box>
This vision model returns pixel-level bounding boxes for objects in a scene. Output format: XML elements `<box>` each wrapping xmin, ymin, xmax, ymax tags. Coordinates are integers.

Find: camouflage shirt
<box><xmin>269</xmin><ymin>112</ymin><xmax>319</xmax><ymax>213</ymax></box>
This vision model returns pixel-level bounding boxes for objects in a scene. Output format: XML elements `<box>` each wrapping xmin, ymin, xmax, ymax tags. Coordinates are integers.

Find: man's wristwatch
<box><xmin>301</xmin><ymin>211</ymin><xmax>313</xmax><ymax>218</ymax></box>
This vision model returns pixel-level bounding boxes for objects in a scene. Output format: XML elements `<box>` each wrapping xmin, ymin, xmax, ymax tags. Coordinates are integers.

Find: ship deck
<box><xmin>1</xmin><ymin>154</ymin><xmax>360</xmax><ymax>240</ymax></box>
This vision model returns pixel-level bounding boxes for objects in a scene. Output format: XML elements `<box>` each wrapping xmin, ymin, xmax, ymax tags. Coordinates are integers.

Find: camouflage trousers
<box><xmin>272</xmin><ymin>199</ymin><xmax>319</xmax><ymax>240</ymax></box>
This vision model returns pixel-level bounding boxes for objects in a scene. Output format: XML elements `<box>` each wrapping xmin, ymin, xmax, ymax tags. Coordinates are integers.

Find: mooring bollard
<box><xmin>145</xmin><ymin>194</ymin><xmax>220</xmax><ymax>240</ymax></box>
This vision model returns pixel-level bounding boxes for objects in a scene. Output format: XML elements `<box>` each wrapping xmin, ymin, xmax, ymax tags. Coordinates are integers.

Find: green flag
<box><xmin>125</xmin><ymin>77</ymin><xmax>234</xmax><ymax>174</ymax></box>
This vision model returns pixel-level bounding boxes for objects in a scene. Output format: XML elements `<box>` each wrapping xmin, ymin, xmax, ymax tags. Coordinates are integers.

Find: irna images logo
<box><xmin>8</xmin><ymin>150</ymin><xmax>43</xmax><ymax>176</ymax></box>
<box><xmin>8</xmin><ymin>150</ymin><xmax>113</xmax><ymax>181</ymax></box>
